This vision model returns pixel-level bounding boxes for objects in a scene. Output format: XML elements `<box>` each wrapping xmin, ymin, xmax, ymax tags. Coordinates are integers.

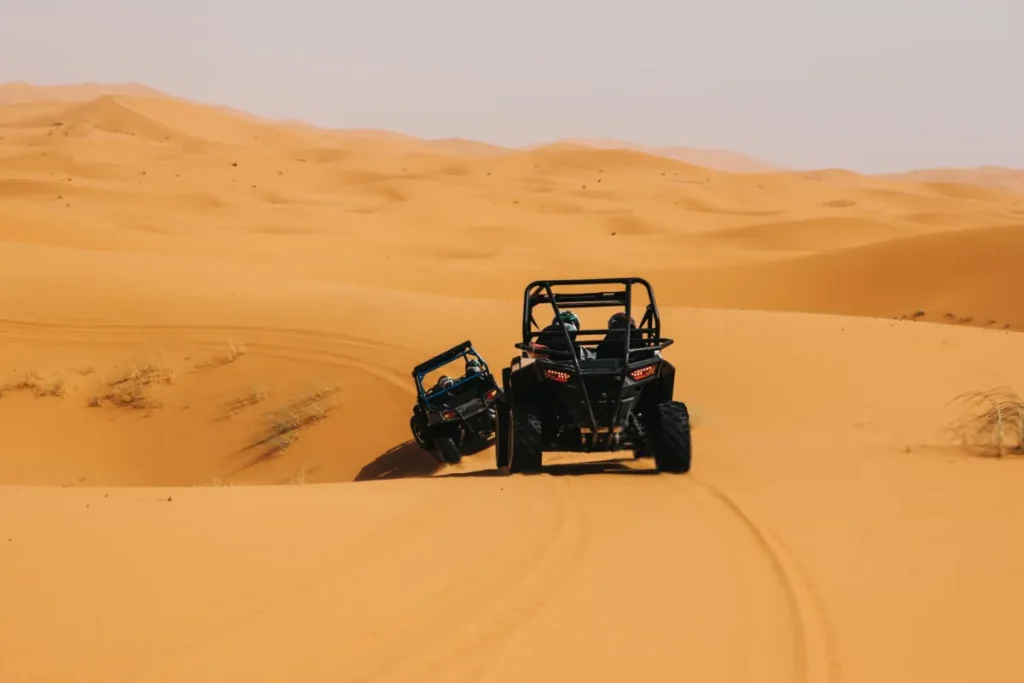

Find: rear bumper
<box><xmin>427</xmin><ymin>400</ymin><xmax>499</xmax><ymax>432</ymax></box>
<box><xmin>537</xmin><ymin>366</ymin><xmax>660</xmax><ymax>429</ymax></box>
<box><xmin>462</xmin><ymin>408</ymin><xmax>498</xmax><ymax>434</ymax></box>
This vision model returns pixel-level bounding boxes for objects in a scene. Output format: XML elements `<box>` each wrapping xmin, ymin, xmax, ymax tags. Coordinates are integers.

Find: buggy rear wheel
<box><xmin>410</xmin><ymin>416</ymin><xmax>434</xmax><ymax>451</ymax></box>
<box><xmin>510</xmin><ymin>398</ymin><xmax>543</xmax><ymax>474</ymax></box>
<box><xmin>652</xmin><ymin>401</ymin><xmax>692</xmax><ymax>474</ymax></box>
<box><xmin>434</xmin><ymin>434</ymin><xmax>463</xmax><ymax>465</ymax></box>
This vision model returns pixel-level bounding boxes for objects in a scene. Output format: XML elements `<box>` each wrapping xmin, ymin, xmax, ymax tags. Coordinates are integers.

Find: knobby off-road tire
<box><xmin>652</xmin><ymin>400</ymin><xmax>692</xmax><ymax>474</ymax></box>
<box><xmin>510</xmin><ymin>399</ymin><xmax>543</xmax><ymax>474</ymax></box>
<box><xmin>434</xmin><ymin>434</ymin><xmax>463</xmax><ymax>465</ymax></box>
<box><xmin>410</xmin><ymin>416</ymin><xmax>434</xmax><ymax>451</ymax></box>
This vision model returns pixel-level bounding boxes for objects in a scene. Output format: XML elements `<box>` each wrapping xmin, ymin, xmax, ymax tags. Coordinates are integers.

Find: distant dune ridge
<box><xmin>3</xmin><ymin>80</ymin><xmax>1021</xmax><ymax>181</ymax></box>
<box><xmin>2</xmin><ymin>80</ymin><xmax>1023</xmax><ymax>683</ymax></box>
<box><xmin>0</xmin><ymin>81</ymin><xmax>169</xmax><ymax>104</ymax></box>
<box><xmin>535</xmin><ymin>136</ymin><xmax>788</xmax><ymax>173</ymax></box>
<box><xmin>878</xmin><ymin>166</ymin><xmax>1024</xmax><ymax>195</ymax></box>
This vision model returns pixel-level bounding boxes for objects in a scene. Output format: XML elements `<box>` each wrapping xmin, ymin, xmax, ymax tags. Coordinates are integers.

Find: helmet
<box><xmin>554</xmin><ymin>310</ymin><xmax>580</xmax><ymax>332</ymax></box>
<box><xmin>608</xmin><ymin>312</ymin><xmax>636</xmax><ymax>328</ymax></box>
<box><xmin>464</xmin><ymin>358</ymin><xmax>482</xmax><ymax>375</ymax></box>
<box><xmin>436</xmin><ymin>375</ymin><xmax>454</xmax><ymax>389</ymax></box>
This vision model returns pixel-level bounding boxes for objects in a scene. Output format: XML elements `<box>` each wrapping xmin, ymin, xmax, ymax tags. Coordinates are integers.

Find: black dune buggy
<box><xmin>409</xmin><ymin>340</ymin><xmax>503</xmax><ymax>464</ymax></box>
<box><xmin>494</xmin><ymin>277</ymin><xmax>692</xmax><ymax>474</ymax></box>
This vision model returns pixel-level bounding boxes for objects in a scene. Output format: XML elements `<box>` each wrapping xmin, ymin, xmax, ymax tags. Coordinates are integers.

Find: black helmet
<box><xmin>608</xmin><ymin>312</ymin><xmax>635</xmax><ymax>328</ymax></box>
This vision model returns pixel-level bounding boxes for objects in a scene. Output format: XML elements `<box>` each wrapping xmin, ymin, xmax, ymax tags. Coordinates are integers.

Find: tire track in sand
<box><xmin>52</xmin><ymin>482</ymin><xmax>472</xmax><ymax>683</ymax></box>
<box><xmin>344</xmin><ymin>475</ymin><xmax>591</xmax><ymax>683</ymax></box>
<box><xmin>0</xmin><ymin>317</ymin><xmax>420</xmax><ymax>399</ymax></box>
<box><xmin>0</xmin><ymin>318</ymin><xmax>417</xmax><ymax>355</ymax></box>
<box><xmin>685</xmin><ymin>476</ymin><xmax>842</xmax><ymax>683</ymax></box>
<box><xmin>350</xmin><ymin>471</ymin><xmax>837</xmax><ymax>683</ymax></box>
<box><xmin>93</xmin><ymin>476</ymin><xmax>589</xmax><ymax>683</ymax></box>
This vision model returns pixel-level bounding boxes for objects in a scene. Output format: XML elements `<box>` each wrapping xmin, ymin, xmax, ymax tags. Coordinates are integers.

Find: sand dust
<box><xmin>1</xmin><ymin>85</ymin><xmax>1023</xmax><ymax>683</ymax></box>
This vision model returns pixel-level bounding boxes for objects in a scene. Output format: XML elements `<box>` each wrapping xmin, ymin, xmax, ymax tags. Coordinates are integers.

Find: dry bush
<box><xmin>1</xmin><ymin>371</ymin><xmax>42</xmax><ymax>396</ymax></box>
<box><xmin>37</xmin><ymin>377</ymin><xmax>65</xmax><ymax>397</ymax></box>
<box><xmin>281</xmin><ymin>464</ymin><xmax>318</xmax><ymax>485</ymax></box>
<box><xmin>947</xmin><ymin>386</ymin><xmax>1024</xmax><ymax>457</ymax></box>
<box><xmin>192</xmin><ymin>477</ymin><xmax>232</xmax><ymax>487</ymax></box>
<box><xmin>222</xmin><ymin>384</ymin><xmax>270</xmax><ymax>419</ymax></box>
<box><xmin>1</xmin><ymin>371</ymin><xmax>65</xmax><ymax>398</ymax></box>
<box><xmin>248</xmin><ymin>383</ymin><xmax>340</xmax><ymax>461</ymax></box>
<box><xmin>261</xmin><ymin>433</ymin><xmax>297</xmax><ymax>460</ymax></box>
<box><xmin>195</xmin><ymin>337</ymin><xmax>247</xmax><ymax>370</ymax></box>
<box><xmin>90</xmin><ymin>361</ymin><xmax>174</xmax><ymax>409</ymax></box>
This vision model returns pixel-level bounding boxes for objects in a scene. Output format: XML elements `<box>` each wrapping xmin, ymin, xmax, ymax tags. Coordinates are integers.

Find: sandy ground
<box><xmin>2</xmin><ymin>87</ymin><xmax>1023</xmax><ymax>683</ymax></box>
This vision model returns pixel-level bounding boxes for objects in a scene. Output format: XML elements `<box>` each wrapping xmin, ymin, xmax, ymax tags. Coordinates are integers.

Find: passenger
<box><xmin>596</xmin><ymin>312</ymin><xmax>654</xmax><ymax>360</ymax></box>
<box><xmin>429</xmin><ymin>375</ymin><xmax>455</xmax><ymax>395</ymax></box>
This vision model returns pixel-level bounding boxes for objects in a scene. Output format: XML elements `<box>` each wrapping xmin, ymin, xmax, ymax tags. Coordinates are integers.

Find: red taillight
<box><xmin>629</xmin><ymin>364</ymin><xmax>657</xmax><ymax>381</ymax></box>
<box><xmin>442</xmin><ymin>410</ymin><xmax>458</xmax><ymax>419</ymax></box>
<box><xmin>485</xmin><ymin>389</ymin><xmax>498</xmax><ymax>400</ymax></box>
<box><xmin>544</xmin><ymin>369</ymin><xmax>571</xmax><ymax>383</ymax></box>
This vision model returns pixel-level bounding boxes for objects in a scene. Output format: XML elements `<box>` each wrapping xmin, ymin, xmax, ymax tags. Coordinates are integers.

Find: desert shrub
<box><xmin>948</xmin><ymin>386</ymin><xmax>1024</xmax><ymax>456</ymax></box>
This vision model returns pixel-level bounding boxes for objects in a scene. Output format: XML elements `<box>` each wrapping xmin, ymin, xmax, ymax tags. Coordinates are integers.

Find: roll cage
<box><xmin>516</xmin><ymin>277</ymin><xmax>674</xmax><ymax>362</ymax></box>
<box><xmin>512</xmin><ymin>277</ymin><xmax>676</xmax><ymax>439</ymax></box>
<box><xmin>413</xmin><ymin>340</ymin><xmax>493</xmax><ymax>406</ymax></box>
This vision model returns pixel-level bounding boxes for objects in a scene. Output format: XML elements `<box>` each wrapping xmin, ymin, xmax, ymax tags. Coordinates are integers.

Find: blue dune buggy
<box><xmin>409</xmin><ymin>340</ymin><xmax>503</xmax><ymax>464</ymax></box>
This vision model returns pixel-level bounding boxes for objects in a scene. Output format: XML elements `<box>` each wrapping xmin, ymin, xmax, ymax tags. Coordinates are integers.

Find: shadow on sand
<box><xmin>355</xmin><ymin>436</ymin><xmax>494</xmax><ymax>481</ymax></box>
<box><xmin>355</xmin><ymin>440</ymin><xmax>442</xmax><ymax>481</ymax></box>
<box><xmin>436</xmin><ymin>456</ymin><xmax>661</xmax><ymax>478</ymax></box>
<box><xmin>358</xmin><ymin>435</ymin><xmax>662</xmax><ymax>482</ymax></box>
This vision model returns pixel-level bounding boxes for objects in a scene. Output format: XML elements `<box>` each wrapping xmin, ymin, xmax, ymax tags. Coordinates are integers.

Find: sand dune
<box><xmin>2</xmin><ymin>86</ymin><xmax>1023</xmax><ymax>683</ymax></box>
<box><xmin>426</xmin><ymin>138</ymin><xmax>514</xmax><ymax>156</ymax></box>
<box><xmin>536</xmin><ymin>137</ymin><xmax>787</xmax><ymax>173</ymax></box>
<box><xmin>549</xmin><ymin>137</ymin><xmax>785</xmax><ymax>172</ymax></box>
<box><xmin>878</xmin><ymin>166</ymin><xmax>1024</xmax><ymax>195</ymax></box>
<box><xmin>0</xmin><ymin>81</ymin><xmax>168</xmax><ymax>106</ymax></box>
<box><xmin>652</xmin><ymin>222</ymin><xmax>1024</xmax><ymax>329</ymax></box>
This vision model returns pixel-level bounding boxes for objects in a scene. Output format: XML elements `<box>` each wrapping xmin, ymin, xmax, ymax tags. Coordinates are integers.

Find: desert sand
<box><xmin>2</xmin><ymin>84</ymin><xmax>1023</xmax><ymax>683</ymax></box>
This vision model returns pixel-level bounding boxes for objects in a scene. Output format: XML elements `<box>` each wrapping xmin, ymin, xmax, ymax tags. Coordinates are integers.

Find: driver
<box><xmin>464</xmin><ymin>358</ymin><xmax>483</xmax><ymax>376</ymax></box>
<box><xmin>536</xmin><ymin>310</ymin><xmax>580</xmax><ymax>354</ymax></box>
<box><xmin>536</xmin><ymin>310</ymin><xmax>596</xmax><ymax>360</ymax></box>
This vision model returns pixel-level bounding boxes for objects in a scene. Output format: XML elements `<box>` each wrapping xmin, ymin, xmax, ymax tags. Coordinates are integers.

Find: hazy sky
<box><xmin>1</xmin><ymin>0</ymin><xmax>1020</xmax><ymax>172</ymax></box>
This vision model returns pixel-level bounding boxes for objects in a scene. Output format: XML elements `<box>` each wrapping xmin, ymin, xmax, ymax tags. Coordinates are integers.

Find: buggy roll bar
<box><xmin>520</xmin><ymin>277</ymin><xmax>666</xmax><ymax>343</ymax></box>
<box><xmin>413</xmin><ymin>340</ymin><xmax>492</xmax><ymax>403</ymax></box>
<box><xmin>519</xmin><ymin>277</ymin><xmax>674</xmax><ymax>356</ymax></box>
<box><xmin>539</xmin><ymin>281</ymin><xmax>599</xmax><ymax>433</ymax></box>
<box><xmin>516</xmin><ymin>277</ymin><xmax>673</xmax><ymax>443</ymax></box>
<box><xmin>412</xmin><ymin>340</ymin><xmax>474</xmax><ymax>378</ymax></box>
